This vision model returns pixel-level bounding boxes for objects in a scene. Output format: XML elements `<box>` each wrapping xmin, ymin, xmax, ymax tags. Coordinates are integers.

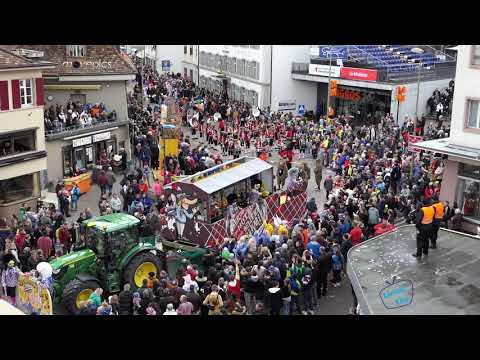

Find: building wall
<box><xmin>271</xmin><ymin>45</ymin><xmax>317</xmax><ymax>113</ymax></box>
<box><xmin>449</xmin><ymin>45</ymin><xmax>480</xmax><ymax>149</ymax></box>
<box><xmin>0</xmin><ymin>106</ymin><xmax>45</xmax><ymax>152</ymax></box>
<box><xmin>390</xmin><ymin>77</ymin><xmax>452</xmax><ymax>125</ymax></box>
<box><xmin>439</xmin><ymin>159</ymin><xmax>459</xmax><ymax>204</ymax></box>
<box><xmin>43</xmin><ymin>80</ymin><xmax>129</xmax><ymax>121</ymax></box>
<box><xmin>200</xmin><ymin>45</ymin><xmax>271</xmax><ymax>85</ymax></box>
<box><xmin>156</xmin><ymin>45</ymin><xmax>184</xmax><ymax>75</ymax></box>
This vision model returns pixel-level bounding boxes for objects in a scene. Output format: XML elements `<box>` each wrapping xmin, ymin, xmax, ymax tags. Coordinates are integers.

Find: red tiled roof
<box><xmin>0</xmin><ymin>47</ymin><xmax>38</xmax><ymax>69</ymax></box>
<box><xmin>2</xmin><ymin>45</ymin><xmax>136</xmax><ymax>76</ymax></box>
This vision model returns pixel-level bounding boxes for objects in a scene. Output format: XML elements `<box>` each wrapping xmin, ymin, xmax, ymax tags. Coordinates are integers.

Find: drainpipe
<box><xmin>270</xmin><ymin>45</ymin><xmax>273</xmax><ymax>110</ymax></box>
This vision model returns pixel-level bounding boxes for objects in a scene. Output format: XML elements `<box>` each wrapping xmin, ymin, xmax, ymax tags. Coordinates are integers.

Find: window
<box><xmin>221</xmin><ymin>55</ymin><xmax>227</xmax><ymax>72</ymax></box>
<box><xmin>190</xmin><ymin>46</ymin><xmax>193</xmax><ymax>56</ymax></box>
<box><xmin>250</xmin><ymin>45</ymin><xmax>260</xmax><ymax>49</ymax></box>
<box><xmin>252</xmin><ymin>61</ymin><xmax>259</xmax><ymax>79</ymax></box>
<box><xmin>472</xmin><ymin>46</ymin><xmax>480</xmax><ymax>66</ymax></box>
<box><xmin>190</xmin><ymin>69</ymin><xmax>194</xmax><ymax>80</ymax></box>
<box><xmin>215</xmin><ymin>54</ymin><xmax>221</xmax><ymax>70</ymax></box>
<box><xmin>62</xmin><ymin>146</ymin><xmax>72</xmax><ymax>177</ymax></box>
<box><xmin>0</xmin><ymin>172</ymin><xmax>40</xmax><ymax>204</ymax></box>
<box><xmin>238</xmin><ymin>59</ymin><xmax>246</xmax><ymax>76</ymax></box>
<box><xmin>19</xmin><ymin>79</ymin><xmax>33</xmax><ymax>107</ymax></box>
<box><xmin>239</xmin><ymin>87</ymin><xmax>246</xmax><ymax>102</ymax></box>
<box><xmin>184</xmin><ymin>46</ymin><xmax>188</xmax><ymax>54</ymax></box>
<box><xmin>466</xmin><ymin>99</ymin><xmax>480</xmax><ymax>128</ymax></box>
<box><xmin>457</xmin><ymin>178</ymin><xmax>480</xmax><ymax>218</ymax></box>
<box><xmin>67</xmin><ymin>45</ymin><xmax>86</xmax><ymax>57</ymax></box>
<box><xmin>0</xmin><ymin>130</ymin><xmax>36</xmax><ymax>158</ymax></box>
<box><xmin>252</xmin><ymin>91</ymin><xmax>258</xmax><ymax>107</ymax></box>
<box><xmin>232</xmin><ymin>58</ymin><xmax>237</xmax><ymax>74</ymax></box>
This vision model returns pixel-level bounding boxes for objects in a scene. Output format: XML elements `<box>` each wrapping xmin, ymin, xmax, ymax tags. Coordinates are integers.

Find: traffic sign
<box><xmin>298</xmin><ymin>104</ymin><xmax>305</xmax><ymax>115</ymax></box>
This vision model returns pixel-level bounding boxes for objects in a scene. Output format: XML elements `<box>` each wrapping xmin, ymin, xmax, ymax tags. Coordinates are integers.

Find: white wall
<box><xmin>156</xmin><ymin>45</ymin><xmax>184</xmax><ymax>74</ymax></box>
<box><xmin>390</xmin><ymin>77</ymin><xmax>451</xmax><ymax>126</ymax></box>
<box><xmin>200</xmin><ymin>45</ymin><xmax>271</xmax><ymax>85</ymax></box>
<box><xmin>271</xmin><ymin>45</ymin><xmax>317</xmax><ymax>113</ymax></box>
<box><xmin>449</xmin><ymin>45</ymin><xmax>480</xmax><ymax>149</ymax></box>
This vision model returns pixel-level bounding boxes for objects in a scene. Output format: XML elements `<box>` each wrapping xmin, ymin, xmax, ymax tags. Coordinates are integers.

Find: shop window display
<box><xmin>457</xmin><ymin>178</ymin><xmax>480</xmax><ymax>218</ymax></box>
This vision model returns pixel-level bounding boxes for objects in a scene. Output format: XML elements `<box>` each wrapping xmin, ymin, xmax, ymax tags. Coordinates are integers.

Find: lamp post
<box><xmin>326</xmin><ymin>48</ymin><xmax>333</xmax><ymax>118</ymax></box>
<box><xmin>411</xmin><ymin>47</ymin><xmax>425</xmax><ymax>126</ymax></box>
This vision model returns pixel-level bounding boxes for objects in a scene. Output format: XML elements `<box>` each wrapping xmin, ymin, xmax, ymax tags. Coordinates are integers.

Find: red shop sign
<box><xmin>340</xmin><ymin>67</ymin><xmax>378</xmax><ymax>82</ymax></box>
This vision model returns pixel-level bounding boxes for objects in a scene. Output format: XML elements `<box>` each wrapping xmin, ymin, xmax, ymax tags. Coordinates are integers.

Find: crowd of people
<box><xmin>427</xmin><ymin>79</ymin><xmax>455</xmax><ymax>120</ymax></box>
<box><xmin>44</xmin><ymin>100</ymin><xmax>118</xmax><ymax>133</ymax></box>
<box><xmin>0</xmin><ymin>60</ymin><xmax>461</xmax><ymax>316</ymax></box>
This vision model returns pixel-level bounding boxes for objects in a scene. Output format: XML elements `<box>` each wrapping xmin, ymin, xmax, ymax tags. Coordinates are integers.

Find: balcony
<box><xmin>45</xmin><ymin>118</ymin><xmax>130</xmax><ymax>141</ymax></box>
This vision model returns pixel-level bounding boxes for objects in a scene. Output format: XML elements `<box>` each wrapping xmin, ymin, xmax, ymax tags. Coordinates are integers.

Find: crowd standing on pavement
<box><xmin>0</xmin><ymin>59</ymin><xmax>459</xmax><ymax>315</ymax></box>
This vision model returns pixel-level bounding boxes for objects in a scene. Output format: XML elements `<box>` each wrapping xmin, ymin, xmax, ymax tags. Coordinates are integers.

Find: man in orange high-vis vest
<box><xmin>431</xmin><ymin>195</ymin><xmax>445</xmax><ymax>249</ymax></box>
<box><xmin>413</xmin><ymin>198</ymin><xmax>435</xmax><ymax>259</ymax></box>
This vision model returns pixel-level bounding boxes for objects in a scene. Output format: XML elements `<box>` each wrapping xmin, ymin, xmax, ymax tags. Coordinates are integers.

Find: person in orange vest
<box><xmin>412</xmin><ymin>198</ymin><xmax>435</xmax><ymax>259</ymax></box>
<box><xmin>431</xmin><ymin>195</ymin><xmax>445</xmax><ymax>249</ymax></box>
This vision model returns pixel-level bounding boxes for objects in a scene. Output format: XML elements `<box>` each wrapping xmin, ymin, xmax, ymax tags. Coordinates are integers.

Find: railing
<box><xmin>44</xmin><ymin>118</ymin><xmax>130</xmax><ymax>139</ymax></box>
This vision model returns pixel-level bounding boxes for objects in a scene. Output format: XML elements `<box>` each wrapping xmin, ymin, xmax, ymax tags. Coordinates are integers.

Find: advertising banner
<box><xmin>16</xmin><ymin>273</ymin><xmax>53</xmax><ymax>315</ymax></box>
<box><xmin>318</xmin><ymin>46</ymin><xmax>348</xmax><ymax>60</ymax></box>
<box><xmin>309</xmin><ymin>64</ymin><xmax>341</xmax><ymax>77</ymax></box>
<box><xmin>340</xmin><ymin>67</ymin><xmax>378</xmax><ymax>82</ymax></box>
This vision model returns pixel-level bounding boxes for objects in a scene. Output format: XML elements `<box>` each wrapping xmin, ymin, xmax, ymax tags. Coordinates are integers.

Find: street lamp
<box><xmin>412</xmin><ymin>47</ymin><xmax>425</xmax><ymax>123</ymax></box>
<box><xmin>325</xmin><ymin>47</ymin><xmax>333</xmax><ymax>118</ymax></box>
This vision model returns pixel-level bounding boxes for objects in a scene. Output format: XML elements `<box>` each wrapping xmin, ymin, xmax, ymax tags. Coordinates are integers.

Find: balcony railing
<box><xmin>44</xmin><ymin>118</ymin><xmax>130</xmax><ymax>140</ymax></box>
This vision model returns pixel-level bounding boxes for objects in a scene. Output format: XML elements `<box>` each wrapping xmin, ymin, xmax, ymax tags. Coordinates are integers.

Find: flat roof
<box><xmin>348</xmin><ymin>225</ymin><xmax>480</xmax><ymax>315</ymax></box>
<box><xmin>413</xmin><ymin>137</ymin><xmax>480</xmax><ymax>161</ymax></box>
<box><xmin>192</xmin><ymin>158</ymin><xmax>272</xmax><ymax>194</ymax></box>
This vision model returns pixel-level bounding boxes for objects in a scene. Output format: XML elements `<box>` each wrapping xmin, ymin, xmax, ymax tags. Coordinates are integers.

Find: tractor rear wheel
<box><xmin>62</xmin><ymin>278</ymin><xmax>100</xmax><ymax>314</ymax></box>
<box><xmin>123</xmin><ymin>252</ymin><xmax>162</xmax><ymax>289</ymax></box>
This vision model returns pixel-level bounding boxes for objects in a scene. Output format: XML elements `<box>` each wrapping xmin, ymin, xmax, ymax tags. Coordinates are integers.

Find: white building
<box><xmin>414</xmin><ymin>45</ymin><xmax>480</xmax><ymax>233</ymax></box>
<box><xmin>182</xmin><ymin>45</ymin><xmax>199</xmax><ymax>84</ymax></box>
<box><xmin>156</xmin><ymin>45</ymin><xmax>184</xmax><ymax>75</ymax></box>
<box><xmin>198</xmin><ymin>45</ymin><xmax>316</xmax><ymax>112</ymax></box>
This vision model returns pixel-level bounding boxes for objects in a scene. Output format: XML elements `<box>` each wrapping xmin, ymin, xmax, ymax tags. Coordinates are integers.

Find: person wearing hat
<box><xmin>413</xmin><ymin>198</ymin><xmax>435</xmax><ymax>259</ymax></box>
<box><xmin>1</xmin><ymin>257</ymin><xmax>20</xmax><ymax>305</ymax></box>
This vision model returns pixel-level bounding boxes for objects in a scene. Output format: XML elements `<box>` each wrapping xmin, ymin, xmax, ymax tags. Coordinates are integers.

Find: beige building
<box><xmin>0</xmin><ymin>48</ymin><xmax>54</xmax><ymax>217</ymax></box>
<box><xmin>3</xmin><ymin>45</ymin><xmax>136</xmax><ymax>187</ymax></box>
<box><xmin>415</xmin><ymin>45</ymin><xmax>480</xmax><ymax>234</ymax></box>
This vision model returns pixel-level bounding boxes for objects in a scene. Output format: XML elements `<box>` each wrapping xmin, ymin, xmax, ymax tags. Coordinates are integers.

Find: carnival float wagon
<box><xmin>161</xmin><ymin>157</ymin><xmax>308</xmax><ymax>248</ymax></box>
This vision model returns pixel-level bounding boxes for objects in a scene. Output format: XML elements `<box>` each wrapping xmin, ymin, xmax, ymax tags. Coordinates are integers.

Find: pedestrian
<box><xmin>1</xmin><ymin>258</ymin><xmax>20</xmax><ymax>305</ymax></box>
<box><xmin>70</xmin><ymin>183</ymin><xmax>81</xmax><ymax>211</ymax></box>
<box><xmin>163</xmin><ymin>303</ymin><xmax>177</xmax><ymax>315</ymax></box>
<box><xmin>119</xmin><ymin>283</ymin><xmax>133</xmax><ymax>315</ymax></box>
<box><xmin>323</xmin><ymin>175</ymin><xmax>333</xmax><ymax>200</ymax></box>
<box><xmin>106</xmin><ymin>167</ymin><xmax>116</xmax><ymax>196</ymax></box>
<box><xmin>314</xmin><ymin>158</ymin><xmax>323</xmax><ymax>191</ymax></box>
<box><xmin>98</xmin><ymin>171</ymin><xmax>108</xmax><ymax>196</ymax></box>
<box><xmin>177</xmin><ymin>294</ymin><xmax>194</xmax><ymax>315</ymax></box>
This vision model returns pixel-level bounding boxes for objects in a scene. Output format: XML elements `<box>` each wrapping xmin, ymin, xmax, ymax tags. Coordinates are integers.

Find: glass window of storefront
<box><xmin>457</xmin><ymin>164</ymin><xmax>480</xmax><ymax>218</ymax></box>
<box><xmin>63</xmin><ymin>135</ymin><xmax>117</xmax><ymax>176</ymax></box>
<box><xmin>0</xmin><ymin>172</ymin><xmax>40</xmax><ymax>204</ymax></box>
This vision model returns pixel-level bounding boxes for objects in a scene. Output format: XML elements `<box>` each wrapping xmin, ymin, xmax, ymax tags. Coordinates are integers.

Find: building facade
<box><xmin>156</xmin><ymin>45</ymin><xmax>184</xmax><ymax>75</ymax></box>
<box><xmin>198</xmin><ymin>45</ymin><xmax>315</xmax><ymax>111</ymax></box>
<box><xmin>414</xmin><ymin>45</ymin><xmax>480</xmax><ymax>233</ymax></box>
<box><xmin>4</xmin><ymin>45</ymin><xmax>136</xmax><ymax>188</ymax></box>
<box><xmin>182</xmin><ymin>45</ymin><xmax>199</xmax><ymax>84</ymax></box>
<box><xmin>0</xmin><ymin>49</ymin><xmax>54</xmax><ymax>217</ymax></box>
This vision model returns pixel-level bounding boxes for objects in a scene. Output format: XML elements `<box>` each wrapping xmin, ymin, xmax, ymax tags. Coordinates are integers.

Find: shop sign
<box><xmin>340</xmin><ymin>67</ymin><xmax>378</xmax><ymax>82</ymax></box>
<box><xmin>191</xmin><ymin>162</ymin><xmax>240</xmax><ymax>183</ymax></box>
<box><xmin>318</xmin><ymin>46</ymin><xmax>348</xmax><ymax>60</ymax></box>
<box><xmin>330</xmin><ymin>81</ymin><xmax>362</xmax><ymax>102</ymax></box>
<box><xmin>278</xmin><ymin>100</ymin><xmax>296</xmax><ymax>111</ymax></box>
<box><xmin>62</xmin><ymin>60</ymin><xmax>112</xmax><ymax>70</ymax></box>
<box><xmin>93</xmin><ymin>132</ymin><xmax>111</xmax><ymax>143</ymax></box>
<box><xmin>309</xmin><ymin>64</ymin><xmax>341</xmax><ymax>77</ymax></box>
<box><xmin>161</xmin><ymin>60</ymin><xmax>171</xmax><ymax>71</ymax></box>
<box><xmin>72</xmin><ymin>136</ymin><xmax>92</xmax><ymax>147</ymax></box>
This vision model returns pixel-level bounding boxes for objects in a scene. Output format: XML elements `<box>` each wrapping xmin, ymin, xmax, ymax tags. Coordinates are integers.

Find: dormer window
<box><xmin>67</xmin><ymin>45</ymin><xmax>86</xmax><ymax>57</ymax></box>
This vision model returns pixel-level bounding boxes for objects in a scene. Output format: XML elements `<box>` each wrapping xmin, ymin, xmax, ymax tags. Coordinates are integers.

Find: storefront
<box><xmin>317</xmin><ymin>81</ymin><xmax>392</xmax><ymax>125</ymax></box>
<box><xmin>45</xmin><ymin>124</ymin><xmax>129</xmax><ymax>186</ymax></box>
<box><xmin>62</xmin><ymin>131</ymin><xmax>121</xmax><ymax>176</ymax></box>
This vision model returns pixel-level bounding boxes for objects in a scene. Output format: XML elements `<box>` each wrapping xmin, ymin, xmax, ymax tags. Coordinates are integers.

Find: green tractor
<box><xmin>49</xmin><ymin>213</ymin><xmax>162</xmax><ymax>314</ymax></box>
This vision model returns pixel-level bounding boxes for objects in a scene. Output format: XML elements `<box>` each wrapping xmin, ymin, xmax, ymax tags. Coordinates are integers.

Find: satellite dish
<box><xmin>214</xmin><ymin>112</ymin><xmax>222</xmax><ymax>121</ymax></box>
<box><xmin>253</xmin><ymin>108</ymin><xmax>260</xmax><ymax>118</ymax></box>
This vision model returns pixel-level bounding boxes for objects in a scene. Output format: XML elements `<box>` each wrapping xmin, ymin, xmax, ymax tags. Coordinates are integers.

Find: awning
<box><xmin>193</xmin><ymin>158</ymin><xmax>272</xmax><ymax>194</ymax></box>
<box><xmin>413</xmin><ymin>137</ymin><xmax>480</xmax><ymax>162</ymax></box>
